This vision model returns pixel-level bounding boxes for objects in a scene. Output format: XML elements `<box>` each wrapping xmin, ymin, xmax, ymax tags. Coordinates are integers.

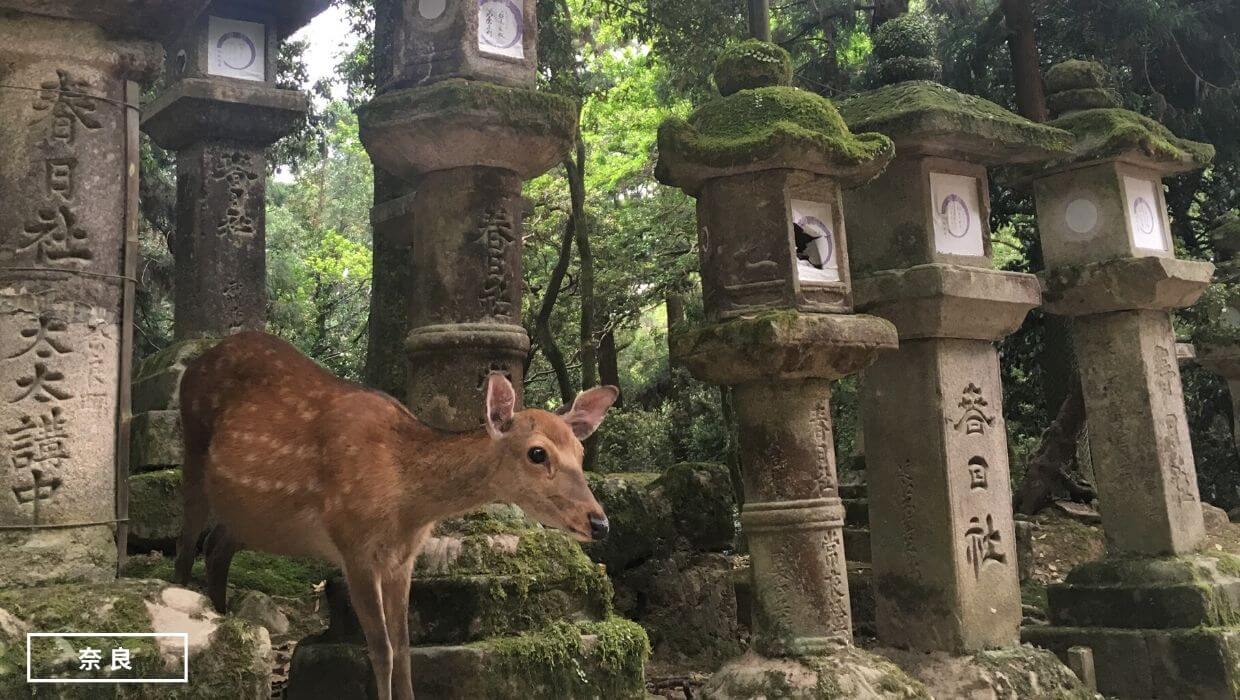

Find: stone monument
<box><xmin>1014</xmin><ymin>60</ymin><xmax>1239</xmax><ymax>698</ymax></box>
<box><xmin>837</xmin><ymin>14</ymin><xmax>1072</xmax><ymax>653</ymax></box>
<box><xmin>125</xmin><ymin>0</ymin><xmax>327</xmax><ymax>553</ymax></box>
<box><xmin>358</xmin><ymin>0</ymin><xmax>575</xmax><ymax>431</ymax></box>
<box><xmin>0</xmin><ymin>1</ymin><xmax>176</xmax><ymax>585</ymax></box>
<box><xmin>659</xmin><ymin>40</ymin><xmax>924</xmax><ymax>696</ymax></box>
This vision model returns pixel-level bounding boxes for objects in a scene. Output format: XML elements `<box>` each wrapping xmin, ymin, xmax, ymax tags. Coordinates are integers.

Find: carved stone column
<box><xmin>660</xmin><ymin>40</ymin><xmax>924</xmax><ymax>696</ymax></box>
<box><xmin>365</xmin><ymin>170</ymin><xmax>416</xmax><ymax>403</ymax></box>
<box><xmin>0</xmin><ymin>7</ymin><xmax>162</xmax><ymax>584</ymax></box>
<box><xmin>359</xmin><ymin>0</ymin><xmax>574</xmax><ymax>430</ymax></box>
<box><xmin>1017</xmin><ymin>60</ymin><xmax>1240</xmax><ymax>699</ymax></box>
<box><xmin>837</xmin><ymin>14</ymin><xmax>1072</xmax><ymax>654</ymax></box>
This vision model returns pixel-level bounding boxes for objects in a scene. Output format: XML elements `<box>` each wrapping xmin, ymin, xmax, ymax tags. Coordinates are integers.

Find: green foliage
<box><xmin>713</xmin><ymin>39</ymin><xmax>794</xmax><ymax>96</ymax></box>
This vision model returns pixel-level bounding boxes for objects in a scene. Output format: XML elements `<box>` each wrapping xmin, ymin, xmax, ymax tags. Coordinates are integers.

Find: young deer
<box><xmin>173</xmin><ymin>331</ymin><xmax>617</xmax><ymax>700</ymax></box>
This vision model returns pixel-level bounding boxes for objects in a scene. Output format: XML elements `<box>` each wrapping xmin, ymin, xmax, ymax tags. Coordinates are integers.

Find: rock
<box><xmin>232</xmin><ymin>590</ymin><xmax>291</xmax><ymax>636</ymax></box>
<box><xmin>702</xmin><ymin>648</ymin><xmax>928</xmax><ymax>699</ymax></box>
<box><xmin>615</xmin><ymin>552</ymin><xmax>743</xmax><ymax>669</ymax></box>
<box><xmin>651</xmin><ymin>463</ymin><xmax>737</xmax><ymax>551</ymax></box>
<box><xmin>1202</xmin><ymin>503</ymin><xmax>1230</xmax><ymax>532</ymax></box>
<box><xmin>877</xmin><ymin>645</ymin><xmax>1093</xmax><ymax>699</ymax></box>
<box><xmin>0</xmin><ymin>579</ymin><xmax>272</xmax><ymax>698</ymax></box>
<box><xmin>129</xmin><ymin>410</ymin><xmax>184</xmax><ymax>472</ymax></box>
<box><xmin>127</xmin><ymin>468</ymin><xmax>183</xmax><ymax>554</ymax></box>
<box><xmin>584</xmin><ymin>472</ymin><xmax>678</xmax><ymax>572</ymax></box>
<box><xmin>1050</xmin><ymin>500</ymin><xmax>1102</xmax><ymax>525</ymax></box>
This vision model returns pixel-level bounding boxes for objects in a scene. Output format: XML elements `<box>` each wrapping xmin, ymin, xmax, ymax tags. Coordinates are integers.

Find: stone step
<box><xmin>127</xmin><ymin>468</ymin><xmax>182</xmax><ymax>554</ymax></box>
<box><xmin>843</xmin><ymin>526</ymin><xmax>871</xmax><ymax>563</ymax></box>
<box><xmin>838</xmin><ymin>483</ymin><xmax>868</xmax><ymax>501</ymax></box>
<box><xmin>130</xmin><ymin>410</ymin><xmax>184</xmax><ymax>473</ymax></box>
<box><xmin>843</xmin><ymin>497</ymin><xmax>869</xmax><ymax>528</ymax></box>
<box><xmin>287</xmin><ymin>618</ymin><xmax>649</xmax><ymax>700</ymax></box>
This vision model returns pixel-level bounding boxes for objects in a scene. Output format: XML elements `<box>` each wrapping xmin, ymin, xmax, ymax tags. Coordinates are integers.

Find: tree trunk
<box><xmin>1013</xmin><ymin>381</ymin><xmax>1097</xmax><ymax>515</ymax></box>
<box><xmin>569</xmin><ymin>134</ymin><xmax>602</xmax><ymax>470</ymax></box>
<box><xmin>598</xmin><ymin>328</ymin><xmax>622</xmax><ymax>407</ymax></box>
<box><xmin>748</xmin><ymin>0</ymin><xmax>770</xmax><ymax>41</ymax></box>
<box><xmin>1000</xmin><ymin>0</ymin><xmax>1049</xmax><ymax>122</ymax></box>
<box><xmin>526</xmin><ymin>162</ymin><xmax>578</xmax><ymax>406</ymax></box>
<box><xmin>871</xmin><ymin>0</ymin><xmax>909</xmax><ymax>30</ymax></box>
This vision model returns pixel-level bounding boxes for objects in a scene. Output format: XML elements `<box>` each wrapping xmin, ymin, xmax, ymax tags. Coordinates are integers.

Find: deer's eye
<box><xmin>527</xmin><ymin>447</ymin><xmax>548</xmax><ymax>464</ymax></box>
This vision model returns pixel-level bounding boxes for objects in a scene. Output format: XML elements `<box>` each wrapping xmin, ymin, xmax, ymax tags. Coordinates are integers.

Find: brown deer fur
<box><xmin>174</xmin><ymin>331</ymin><xmax>617</xmax><ymax>700</ymax></box>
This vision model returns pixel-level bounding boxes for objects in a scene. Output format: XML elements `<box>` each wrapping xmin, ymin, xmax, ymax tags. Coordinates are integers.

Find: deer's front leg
<box><xmin>382</xmin><ymin>555</ymin><xmax>416</xmax><ymax>700</ymax></box>
<box><xmin>344</xmin><ymin>559</ymin><xmax>393</xmax><ymax>700</ymax></box>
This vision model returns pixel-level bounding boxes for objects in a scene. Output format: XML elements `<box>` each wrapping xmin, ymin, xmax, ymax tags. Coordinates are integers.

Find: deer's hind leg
<box><xmin>203</xmin><ymin>524</ymin><xmax>241</xmax><ymax>613</ymax></box>
<box><xmin>173</xmin><ymin>448</ymin><xmax>209</xmax><ymax>585</ymax></box>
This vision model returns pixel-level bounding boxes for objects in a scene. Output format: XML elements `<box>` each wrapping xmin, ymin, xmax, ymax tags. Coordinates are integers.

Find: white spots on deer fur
<box><xmin>300</xmin><ymin>410</ymin><xmax>317</xmax><ymax>421</ymax></box>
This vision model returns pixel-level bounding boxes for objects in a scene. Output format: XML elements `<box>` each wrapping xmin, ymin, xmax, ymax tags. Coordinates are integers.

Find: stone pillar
<box><xmin>141</xmin><ymin>1</ymin><xmax>317</xmax><ymax>339</ymax></box>
<box><xmin>0</xmin><ymin>7</ymin><xmax>162</xmax><ymax>585</ymax></box>
<box><xmin>836</xmin><ymin>13</ymin><xmax>1072</xmax><ymax>653</ymax></box>
<box><xmin>359</xmin><ymin>0</ymin><xmax>574</xmax><ymax>430</ymax></box>
<box><xmin>1017</xmin><ymin>60</ymin><xmax>1239</xmax><ymax>699</ymax></box>
<box><xmin>364</xmin><ymin>170</ymin><xmax>416</xmax><ymax>403</ymax></box>
<box><xmin>660</xmin><ymin>40</ymin><xmax>923</xmax><ymax>696</ymax></box>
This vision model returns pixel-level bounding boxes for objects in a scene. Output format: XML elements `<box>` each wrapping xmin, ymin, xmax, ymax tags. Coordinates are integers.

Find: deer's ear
<box><xmin>485</xmin><ymin>372</ymin><xmax>516</xmax><ymax>439</ymax></box>
<box><xmin>565</xmin><ymin>386</ymin><xmax>620</xmax><ymax>440</ymax></box>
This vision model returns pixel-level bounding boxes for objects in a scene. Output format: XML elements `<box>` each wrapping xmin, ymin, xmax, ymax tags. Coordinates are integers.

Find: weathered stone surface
<box><xmin>651</xmin><ymin>462</ymin><xmax>737</xmax><ymax>552</ymax></box>
<box><xmin>364</xmin><ymin>171</ymin><xmax>415</xmax><ymax>403</ymax></box>
<box><xmin>126</xmin><ymin>468</ymin><xmax>181</xmax><ymax>553</ymax></box>
<box><xmin>129</xmin><ymin>410</ymin><xmax>183</xmax><ymax>471</ymax></box>
<box><xmin>838</xmin><ymin>81</ymin><xmax>1072</xmax><ymax>165</ymax></box>
<box><xmin>855</xmin><ymin>264</ymin><xmax>1041</xmax><ymax>340</ymax></box>
<box><xmin>700</xmin><ymin>648</ymin><xmax>928</xmax><ymax>699</ymax></box>
<box><xmin>876</xmin><ymin>645</ymin><xmax>1092</xmax><ymax>700</ymax></box>
<box><xmin>583</xmin><ymin>472</ymin><xmax>677</xmax><ymax>573</ymax></box>
<box><xmin>374</xmin><ymin>0</ymin><xmax>540</xmax><ymax>91</ymax></box>
<box><xmin>1204</xmin><ymin>503</ymin><xmax>1231</xmax><ymax>532</ymax></box>
<box><xmin>131</xmin><ymin>338</ymin><xmax>220</xmax><ymax>413</ymax></box>
<box><xmin>0</xmin><ymin>580</ymin><xmax>272</xmax><ymax>697</ymax></box>
<box><xmin>0</xmin><ymin>12</ymin><xmax>163</xmax><ymax>585</ymax></box>
<box><xmin>232</xmin><ymin>589</ymin><xmax>290</xmax><ymax>636</ymax></box>
<box><xmin>141</xmin><ymin>78</ymin><xmax>309</xmax><ymax>151</ymax></box>
<box><xmin>1041</xmin><ymin>256</ymin><xmax>1214</xmax><ymax>316</ymax></box>
<box><xmin>616</xmin><ymin>552</ymin><xmax>744</xmax><ymax>669</ymax></box>
<box><xmin>0</xmin><ymin>0</ymin><xmax>200</xmax><ymax>42</ymax></box>
<box><xmin>672</xmin><ymin>311</ymin><xmax>898</xmax><ymax>385</ymax></box>
<box><xmin>288</xmin><ymin>617</ymin><xmax>649</xmax><ymax>700</ymax></box>
<box><xmin>863</xmin><ymin>339</ymin><xmax>1022</xmax><ymax>652</ymax></box>
<box><xmin>1073</xmin><ymin>309</ymin><xmax>1205</xmax><ymax>555</ymax></box>
<box><xmin>358</xmin><ymin>79</ymin><xmax>576</xmax><ymax>180</ymax></box>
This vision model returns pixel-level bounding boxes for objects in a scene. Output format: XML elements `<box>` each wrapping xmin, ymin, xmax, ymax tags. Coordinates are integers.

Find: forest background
<box><xmin>135</xmin><ymin>0</ymin><xmax>1240</xmax><ymax>512</ymax></box>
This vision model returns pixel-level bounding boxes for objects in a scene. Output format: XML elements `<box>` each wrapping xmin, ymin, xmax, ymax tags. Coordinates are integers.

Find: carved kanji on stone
<box><xmin>12</xmin><ymin>363</ymin><xmax>72</xmax><ymax>404</ymax></box>
<box><xmin>31</xmin><ymin>70</ymin><xmax>101</xmax><ymax>145</ymax></box>
<box><xmin>952</xmin><ymin>383</ymin><xmax>995</xmax><ymax>435</ymax></box>
<box><xmin>478</xmin><ymin>207</ymin><xmax>517</xmax><ymax>318</ymax></box>
<box><xmin>964</xmin><ymin>514</ymin><xmax>1006</xmax><ymax>578</ymax></box>
<box><xmin>211</xmin><ymin>151</ymin><xmax>260</xmax><ymax>240</ymax></box>
<box><xmin>6</xmin><ymin>407</ymin><xmax>69</xmax><ymax>471</ymax></box>
<box><xmin>16</xmin><ymin>205</ymin><xmax>92</xmax><ymax>264</ymax></box>
<box><xmin>10</xmin><ymin>315</ymin><xmax>71</xmax><ymax>360</ymax></box>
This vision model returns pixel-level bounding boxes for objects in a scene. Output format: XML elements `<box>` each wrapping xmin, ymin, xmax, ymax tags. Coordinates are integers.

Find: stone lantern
<box><xmin>122</xmin><ymin>0</ymin><xmax>328</xmax><ymax>554</ymax></box>
<box><xmin>0</xmin><ymin>1</ymin><xmax>185</xmax><ymax>584</ymax></box>
<box><xmin>1196</xmin><ymin>213</ymin><xmax>1240</xmax><ymax>455</ymax></box>
<box><xmin>660</xmin><ymin>40</ymin><xmax>923</xmax><ymax>695</ymax></box>
<box><xmin>1015</xmin><ymin>61</ymin><xmax>1236</xmax><ymax>698</ymax></box>
<box><xmin>359</xmin><ymin>0</ymin><xmax>575</xmax><ymax>432</ymax></box>
<box><xmin>837</xmin><ymin>13</ymin><xmax>1072</xmax><ymax>655</ymax></box>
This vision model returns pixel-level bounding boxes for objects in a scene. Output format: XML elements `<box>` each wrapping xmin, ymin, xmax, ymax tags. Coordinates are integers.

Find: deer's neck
<box><xmin>393</xmin><ymin>424</ymin><xmax>504</xmax><ymax>525</ymax></box>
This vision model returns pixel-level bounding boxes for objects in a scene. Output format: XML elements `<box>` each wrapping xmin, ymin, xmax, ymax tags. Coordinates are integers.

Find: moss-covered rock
<box><xmin>878</xmin><ymin>644</ymin><xmax>1093</xmax><ymax>699</ymax></box>
<box><xmin>130</xmin><ymin>410</ymin><xmax>184</xmax><ymax>471</ymax></box>
<box><xmin>1046</xmin><ymin>86</ymin><xmax>1122</xmax><ymax>115</ymax></box>
<box><xmin>131</xmin><ymin>338</ymin><xmax>220</xmax><ymax>413</ymax></box>
<box><xmin>657</xmin><ymin>85</ymin><xmax>893</xmax><ymax>194</ymax></box>
<box><xmin>0</xmin><ymin>580</ymin><xmax>272</xmax><ymax>698</ymax></box>
<box><xmin>702</xmin><ymin>648</ymin><xmax>929</xmax><ymax>699</ymax></box>
<box><xmin>872</xmin><ymin>14</ymin><xmax>941</xmax><ymax>84</ymax></box>
<box><xmin>652</xmin><ymin>463</ymin><xmax>736</xmax><ymax>551</ymax></box>
<box><xmin>1044</xmin><ymin>59</ymin><xmax>1108</xmax><ymax>94</ymax></box>
<box><xmin>837</xmin><ymin>80</ymin><xmax>1073</xmax><ymax>164</ymax></box>
<box><xmin>583</xmin><ymin>472</ymin><xmax>678</xmax><ymax>572</ymax></box>
<box><xmin>714</xmin><ymin>40</ymin><xmax>793</xmax><ymax>97</ymax></box>
<box><xmin>128</xmin><ymin>468</ymin><xmax>182</xmax><ymax>553</ymax></box>
<box><xmin>1211</xmin><ymin>211</ymin><xmax>1240</xmax><ymax>263</ymax></box>
<box><xmin>1053</xmin><ymin>107</ymin><xmax>1216</xmax><ymax>171</ymax></box>
<box><xmin>287</xmin><ymin>617</ymin><xmax>650</xmax><ymax>700</ymax></box>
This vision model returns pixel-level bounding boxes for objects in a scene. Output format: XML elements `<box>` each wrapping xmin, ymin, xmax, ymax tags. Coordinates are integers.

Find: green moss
<box><xmin>652</xmin><ymin>463</ymin><xmax>736</xmax><ymax>551</ymax></box>
<box><xmin>972</xmin><ymin>646</ymin><xmax>1095</xmax><ymax>699</ymax></box>
<box><xmin>873</xmin><ymin>13</ymin><xmax>937</xmax><ymax>60</ymax></box>
<box><xmin>123</xmin><ymin>551</ymin><xmax>336</xmax><ymax>599</ymax></box>
<box><xmin>658</xmin><ymin>86</ymin><xmax>893</xmax><ymax>174</ymax></box>
<box><xmin>361</xmin><ymin>78</ymin><xmax>577</xmax><ymax>139</ymax></box>
<box><xmin>582</xmin><ymin>472</ymin><xmax>678</xmax><ymax>572</ymax></box>
<box><xmin>837</xmin><ymin>80</ymin><xmax>1073</xmax><ymax>159</ymax></box>
<box><xmin>479</xmin><ymin>617</ymin><xmax>649</xmax><ymax>699</ymax></box>
<box><xmin>128</xmin><ymin>468</ymin><xmax>183</xmax><ymax>540</ymax></box>
<box><xmin>1021</xmin><ymin>579</ymin><xmax>1048</xmax><ymax>617</ymax></box>
<box><xmin>1048</xmin><ymin>107</ymin><xmax>1215</xmax><ymax>170</ymax></box>
<box><xmin>714</xmin><ymin>40</ymin><xmax>793</xmax><ymax>97</ymax></box>
<box><xmin>132</xmin><ymin>339</ymin><xmax>219</xmax><ymax>381</ymax></box>
<box><xmin>1045</xmin><ymin>59</ymin><xmax>1107</xmax><ymax>93</ymax></box>
<box><xmin>1046</xmin><ymin>87</ymin><xmax>1121</xmax><ymax>114</ymax></box>
<box><xmin>1211</xmin><ymin>212</ymin><xmax>1240</xmax><ymax>262</ymax></box>
<box><xmin>185</xmin><ymin>617</ymin><xmax>269</xmax><ymax>699</ymax></box>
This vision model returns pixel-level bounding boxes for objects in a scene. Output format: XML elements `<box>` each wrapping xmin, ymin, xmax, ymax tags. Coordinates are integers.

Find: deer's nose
<box><xmin>588</xmin><ymin>513</ymin><xmax>609</xmax><ymax>541</ymax></box>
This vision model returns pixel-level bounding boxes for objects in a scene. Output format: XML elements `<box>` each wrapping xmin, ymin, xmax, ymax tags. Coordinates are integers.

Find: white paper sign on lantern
<box><xmin>477</xmin><ymin>0</ymin><xmax>525</xmax><ymax>59</ymax></box>
<box><xmin>207</xmin><ymin>16</ymin><xmax>266</xmax><ymax>82</ymax></box>
<box><xmin>1123</xmin><ymin>176</ymin><xmax>1169</xmax><ymax>252</ymax></box>
<box><xmin>792</xmin><ymin>199</ymin><xmax>840</xmax><ymax>283</ymax></box>
<box><xmin>930</xmin><ymin>172</ymin><xmax>985</xmax><ymax>257</ymax></box>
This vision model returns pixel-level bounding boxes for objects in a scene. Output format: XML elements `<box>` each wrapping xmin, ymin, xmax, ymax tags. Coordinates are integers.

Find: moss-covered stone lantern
<box><xmin>836</xmin><ymin>13</ymin><xmax>1073</xmax><ymax>657</ymax></box>
<box><xmin>660</xmin><ymin>41</ymin><xmax>924</xmax><ymax>696</ymax></box>
<box><xmin>1015</xmin><ymin>61</ymin><xmax>1238</xmax><ymax>699</ymax></box>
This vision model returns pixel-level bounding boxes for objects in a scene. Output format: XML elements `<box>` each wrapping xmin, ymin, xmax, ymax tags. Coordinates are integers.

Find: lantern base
<box><xmin>701</xmin><ymin>647</ymin><xmax>926</xmax><ymax>699</ymax></box>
